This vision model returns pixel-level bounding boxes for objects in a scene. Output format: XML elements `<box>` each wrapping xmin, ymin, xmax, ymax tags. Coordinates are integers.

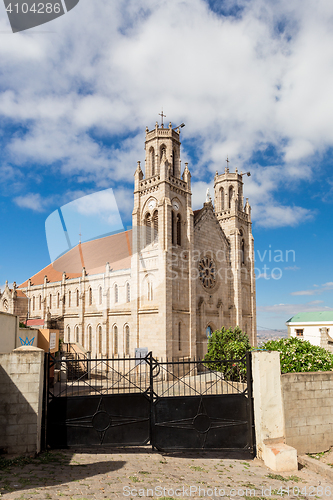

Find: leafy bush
<box><xmin>203</xmin><ymin>326</ymin><xmax>250</xmax><ymax>380</ymax></box>
<box><xmin>262</xmin><ymin>337</ymin><xmax>333</xmax><ymax>373</ymax></box>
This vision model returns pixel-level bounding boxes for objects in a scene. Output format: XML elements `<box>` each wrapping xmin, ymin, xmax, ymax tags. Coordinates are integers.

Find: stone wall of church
<box><xmin>194</xmin><ymin>206</ymin><xmax>233</xmax><ymax>359</ymax></box>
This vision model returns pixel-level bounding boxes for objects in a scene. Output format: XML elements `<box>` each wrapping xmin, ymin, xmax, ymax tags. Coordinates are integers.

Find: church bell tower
<box><xmin>131</xmin><ymin>119</ymin><xmax>195</xmax><ymax>359</ymax></box>
<box><xmin>214</xmin><ymin>164</ymin><xmax>257</xmax><ymax>345</ymax></box>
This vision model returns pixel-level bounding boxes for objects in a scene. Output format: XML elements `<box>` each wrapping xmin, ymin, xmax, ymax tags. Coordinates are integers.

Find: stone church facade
<box><xmin>0</xmin><ymin>121</ymin><xmax>257</xmax><ymax>359</ymax></box>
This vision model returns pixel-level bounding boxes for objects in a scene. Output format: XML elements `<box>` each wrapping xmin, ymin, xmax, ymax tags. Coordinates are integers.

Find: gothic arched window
<box><xmin>115</xmin><ymin>284</ymin><xmax>119</xmax><ymax>304</ymax></box>
<box><xmin>57</xmin><ymin>292</ymin><xmax>60</xmax><ymax>308</ymax></box>
<box><xmin>75</xmin><ymin>325</ymin><xmax>79</xmax><ymax>343</ymax></box>
<box><xmin>76</xmin><ymin>289</ymin><xmax>79</xmax><ymax>307</ymax></box>
<box><xmin>99</xmin><ymin>286</ymin><xmax>102</xmax><ymax>305</ymax></box>
<box><xmin>150</xmin><ymin>147</ymin><xmax>155</xmax><ymax>176</ymax></box>
<box><xmin>88</xmin><ymin>287</ymin><xmax>92</xmax><ymax>306</ymax></box>
<box><xmin>220</xmin><ymin>187</ymin><xmax>224</xmax><ymax>210</ymax></box>
<box><xmin>147</xmin><ymin>280</ymin><xmax>153</xmax><ymax>301</ymax></box>
<box><xmin>172</xmin><ymin>211</ymin><xmax>175</xmax><ymax>245</ymax></box>
<box><xmin>39</xmin><ymin>295</ymin><xmax>42</xmax><ymax>310</ymax></box>
<box><xmin>68</xmin><ymin>290</ymin><xmax>71</xmax><ymax>307</ymax></box>
<box><xmin>126</xmin><ymin>283</ymin><xmax>130</xmax><ymax>303</ymax></box>
<box><xmin>229</xmin><ymin>186</ymin><xmax>234</xmax><ymax>209</ymax></box>
<box><xmin>32</xmin><ymin>296</ymin><xmax>35</xmax><ymax>311</ymax></box>
<box><xmin>114</xmin><ymin>325</ymin><xmax>118</xmax><ymax>355</ymax></box>
<box><xmin>241</xmin><ymin>239</ymin><xmax>245</xmax><ymax>264</ymax></box>
<box><xmin>98</xmin><ymin>325</ymin><xmax>102</xmax><ymax>353</ymax></box>
<box><xmin>153</xmin><ymin>210</ymin><xmax>158</xmax><ymax>242</ymax></box>
<box><xmin>145</xmin><ymin>212</ymin><xmax>152</xmax><ymax>245</ymax></box>
<box><xmin>125</xmin><ymin>325</ymin><xmax>130</xmax><ymax>355</ymax></box>
<box><xmin>64</xmin><ymin>325</ymin><xmax>70</xmax><ymax>343</ymax></box>
<box><xmin>87</xmin><ymin>325</ymin><xmax>92</xmax><ymax>352</ymax></box>
<box><xmin>172</xmin><ymin>151</ymin><xmax>175</xmax><ymax>176</ymax></box>
<box><xmin>49</xmin><ymin>294</ymin><xmax>52</xmax><ymax>309</ymax></box>
<box><xmin>176</xmin><ymin>214</ymin><xmax>181</xmax><ymax>246</ymax></box>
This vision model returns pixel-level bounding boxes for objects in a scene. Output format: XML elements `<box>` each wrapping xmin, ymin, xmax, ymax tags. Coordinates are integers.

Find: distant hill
<box><xmin>256</xmin><ymin>329</ymin><xmax>288</xmax><ymax>346</ymax></box>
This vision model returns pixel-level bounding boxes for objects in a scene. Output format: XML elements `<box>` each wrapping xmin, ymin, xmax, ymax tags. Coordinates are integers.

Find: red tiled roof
<box><xmin>193</xmin><ymin>209</ymin><xmax>202</xmax><ymax>218</ymax></box>
<box><xmin>19</xmin><ymin>230</ymin><xmax>132</xmax><ymax>287</ymax></box>
<box><xmin>26</xmin><ymin>319</ymin><xmax>44</xmax><ymax>326</ymax></box>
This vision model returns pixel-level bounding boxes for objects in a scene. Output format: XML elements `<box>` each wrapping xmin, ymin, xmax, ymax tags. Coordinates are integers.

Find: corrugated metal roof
<box><xmin>287</xmin><ymin>311</ymin><xmax>333</xmax><ymax>323</ymax></box>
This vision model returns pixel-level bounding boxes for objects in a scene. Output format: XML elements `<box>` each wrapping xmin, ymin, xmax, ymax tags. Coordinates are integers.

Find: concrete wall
<box><xmin>0</xmin><ymin>346</ymin><xmax>44</xmax><ymax>455</ymax></box>
<box><xmin>282</xmin><ymin>371</ymin><xmax>333</xmax><ymax>454</ymax></box>
<box><xmin>252</xmin><ymin>351</ymin><xmax>297</xmax><ymax>471</ymax></box>
<box><xmin>0</xmin><ymin>312</ymin><xmax>19</xmax><ymax>353</ymax></box>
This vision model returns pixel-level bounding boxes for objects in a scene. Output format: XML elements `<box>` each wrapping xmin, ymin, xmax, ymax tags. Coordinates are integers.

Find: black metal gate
<box><xmin>45</xmin><ymin>352</ymin><xmax>255</xmax><ymax>454</ymax></box>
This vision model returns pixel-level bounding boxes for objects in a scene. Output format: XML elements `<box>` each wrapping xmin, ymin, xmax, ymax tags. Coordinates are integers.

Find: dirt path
<box><xmin>0</xmin><ymin>447</ymin><xmax>332</xmax><ymax>499</ymax></box>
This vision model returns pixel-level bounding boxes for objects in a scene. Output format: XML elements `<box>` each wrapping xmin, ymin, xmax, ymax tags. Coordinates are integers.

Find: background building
<box><xmin>287</xmin><ymin>311</ymin><xmax>333</xmax><ymax>353</ymax></box>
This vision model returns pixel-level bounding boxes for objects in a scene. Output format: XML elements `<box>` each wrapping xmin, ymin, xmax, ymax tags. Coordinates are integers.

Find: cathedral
<box><xmin>0</xmin><ymin>120</ymin><xmax>257</xmax><ymax>359</ymax></box>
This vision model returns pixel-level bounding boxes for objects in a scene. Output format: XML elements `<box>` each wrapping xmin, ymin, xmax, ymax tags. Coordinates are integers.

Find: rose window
<box><xmin>198</xmin><ymin>257</ymin><xmax>216</xmax><ymax>289</ymax></box>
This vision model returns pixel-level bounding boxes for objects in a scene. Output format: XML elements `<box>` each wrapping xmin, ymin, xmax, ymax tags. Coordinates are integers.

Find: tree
<box><xmin>262</xmin><ymin>337</ymin><xmax>333</xmax><ymax>373</ymax></box>
<box><xmin>203</xmin><ymin>326</ymin><xmax>250</xmax><ymax>380</ymax></box>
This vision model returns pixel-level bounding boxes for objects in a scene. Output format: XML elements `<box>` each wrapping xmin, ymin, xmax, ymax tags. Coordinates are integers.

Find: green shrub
<box><xmin>262</xmin><ymin>337</ymin><xmax>333</xmax><ymax>373</ymax></box>
<box><xmin>203</xmin><ymin>326</ymin><xmax>250</xmax><ymax>380</ymax></box>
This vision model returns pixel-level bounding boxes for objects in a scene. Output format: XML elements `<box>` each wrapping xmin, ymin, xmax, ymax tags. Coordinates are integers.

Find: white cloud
<box><xmin>14</xmin><ymin>193</ymin><xmax>47</xmax><ymax>212</ymax></box>
<box><xmin>291</xmin><ymin>282</ymin><xmax>333</xmax><ymax>296</ymax></box>
<box><xmin>258</xmin><ymin>301</ymin><xmax>333</xmax><ymax>317</ymax></box>
<box><xmin>1</xmin><ymin>0</ymin><xmax>333</xmax><ymax>226</ymax></box>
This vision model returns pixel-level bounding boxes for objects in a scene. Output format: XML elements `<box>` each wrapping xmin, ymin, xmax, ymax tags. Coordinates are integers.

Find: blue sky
<box><xmin>1</xmin><ymin>0</ymin><xmax>333</xmax><ymax>331</ymax></box>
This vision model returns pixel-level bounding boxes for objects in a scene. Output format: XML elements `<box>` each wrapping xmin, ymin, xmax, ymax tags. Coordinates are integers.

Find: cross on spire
<box><xmin>159</xmin><ymin>109</ymin><xmax>166</xmax><ymax>127</ymax></box>
<box><xmin>226</xmin><ymin>156</ymin><xmax>230</xmax><ymax>167</ymax></box>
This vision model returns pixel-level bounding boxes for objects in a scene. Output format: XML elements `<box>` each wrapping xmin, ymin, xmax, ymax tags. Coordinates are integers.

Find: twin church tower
<box><xmin>131</xmin><ymin>120</ymin><xmax>256</xmax><ymax>358</ymax></box>
<box><xmin>1</xmin><ymin>119</ymin><xmax>256</xmax><ymax>359</ymax></box>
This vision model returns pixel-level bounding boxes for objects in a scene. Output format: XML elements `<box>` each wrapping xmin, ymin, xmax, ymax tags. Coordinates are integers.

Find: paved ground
<box><xmin>0</xmin><ymin>447</ymin><xmax>333</xmax><ymax>500</ymax></box>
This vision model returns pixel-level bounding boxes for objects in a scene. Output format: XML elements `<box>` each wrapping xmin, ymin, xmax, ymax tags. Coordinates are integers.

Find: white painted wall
<box><xmin>288</xmin><ymin>322</ymin><xmax>333</xmax><ymax>347</ymax></box>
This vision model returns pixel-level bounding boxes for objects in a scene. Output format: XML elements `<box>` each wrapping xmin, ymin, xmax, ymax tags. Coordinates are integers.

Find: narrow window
<box><xmin>98</xmin><ymin>325</ymin><xmax>102</xmax><ymax>353</ymax></box>
<box><xmin>39</xmin><ymin>295</ymin><xmax>41</xmax><ymax>310</ymax></box>
<box><xmin>89</xmin><ymin>287</ymin><xmax>92</xmax><ymax>306</ymax></box>
<box><xmin>49</xmin><ymin>294</ymin><xmax>52</xmax><ymax>309</ymax></box>
<box><xmin>176</xmin><ymin>214</ymin><xmax>181</xmax><ymax>246</ymax></box>
<box><xmin>229</xmin><ymin>186</ymin><xmax>233</xmax><ymax>209</ymax></box>
<box><xmin>172</xmin><ymin>151</ymin><xmax>175</xmax><ymax>176</ymax></box>
<box><xmin>32</xmin><ymin>296</ymin><xmax>35</xmax><ymax>311</ymax></box>
<box><xmin>153</xmin><ymin>210</ymin><xmax>158</xmax><ymax>242</ymax></box>
<box><xmin>126</xmin><ymin>283</ymin><xmax>130</xmax><ymax>303</ymax></box>
<box><xmin>115</xmin><ymin>284</ymin><xmax>119</xmax><ymax>304</ymax></box>
<box><xmin>125</xmin><ymin>325</ymin><xmax>130</xmax><ymax>355</ymax></box>
<box><xmin>178</xmin><ymin>322</ymin><xmax>181</xmax><ymax>351</ymax></box>
<box><xmin>241</xmin><ymin>239</ymin><xmax>245</xmax><ymax>264</ymax></box>
<box><xmin>99</xmin><ymin>286</ymin><xmax>102</xmax><ymax>305</ymax></box>
<box><xmin>172</xmin><ymin>211</ymin><xmax>175</xmax><ymax>245</ymax></box>
<box><xmin>76</xmin><ymin>289</ymin><xmax>79</xmax><ymax>307</ymax></box>
<box><xmin>114</xmin><ymin>325</ymin><xmax>118</xmax><ymax>355</ymax></box>
<box><xmin>68</xmin><ymin>290</ymin><xmax>71</xmax><ymax>307</ymax></box>
<box><xmin>147</xmin><ymin>280</ymin><xmax>153</xmax><ymax>301</ymax></box>
<box><xmin>87</xmin><ymin>325</ymin><xmax>92</xmax><ymax>351</ymax></box>
<box><xmin>150</xmin><ymin>147</ymin><xmax>155</xmax><ymax>176</ymax></box>
<box><xmin>75</xmin><ymin>326</ymin><xmax>79</xmax><ymax>343</ymax></box>
<box><xmin>57</xmin><ymin>292</ymin><xmax>60</xmax><ymax>308</ymax></box>
<box><xmin>67</xmin><ymin>325</ymin><xmax>71</xmax><ymax>343</ymax></box>
<box><xmin>145</xmin><ymin>212</ymin><xmax>151</xmax><ymax>245</ymax></box>
<box><xmin>220</xmin><ymin>187</ymin><xmax>224</xmax><ymax>210</ymax></box>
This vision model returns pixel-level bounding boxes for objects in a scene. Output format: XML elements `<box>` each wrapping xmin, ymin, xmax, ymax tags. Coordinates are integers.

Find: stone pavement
<box><xmin>0</xmin><ymin>447</ymin><xmax>333</xmax><ymax>500</ymax></box>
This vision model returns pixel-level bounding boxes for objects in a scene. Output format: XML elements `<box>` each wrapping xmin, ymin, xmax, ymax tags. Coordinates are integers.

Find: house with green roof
<box><xmin>286</xmin><ymin>311</ymin><xmax>333</xmax><ymax>352</ymax></box>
